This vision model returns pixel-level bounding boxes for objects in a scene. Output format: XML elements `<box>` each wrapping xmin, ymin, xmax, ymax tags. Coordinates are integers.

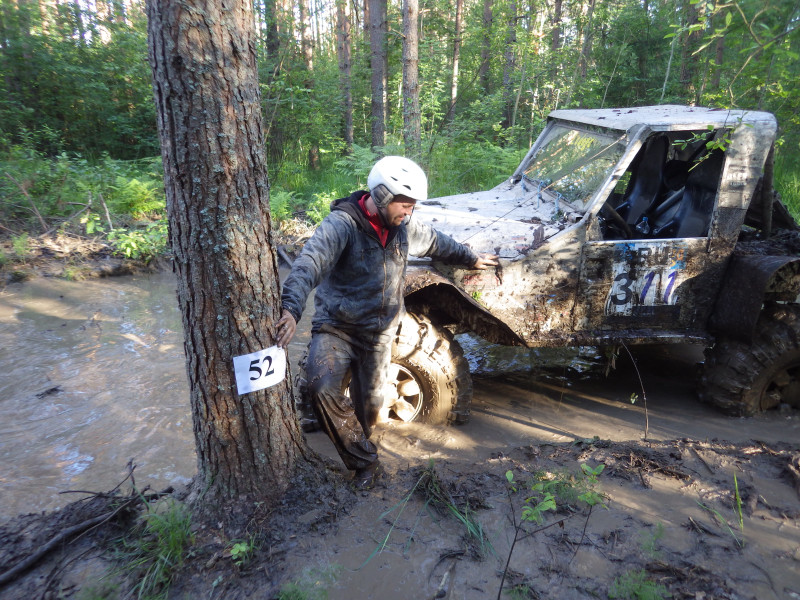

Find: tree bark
<box><xmin>448</xmin><ymin>0</ymin><xmax>463</xmax><ymax>122</ymax></box>
<box><xmin>336</xmin><ymin>0</ymin><xmax>353</xmax><ymax>151</ymax></box>
<box><xmin>550</xmin><ymin>0</ymin><xmax>562</xmax><ymax>51</ymax></box>
<box><xmin>299</xmin><ymin>0</ymin><xmax>313</xmax><ymax>71</ymax></box>
<box><xmin>368</xmin><ymin>0</ymin><xmax>386</xmax><ymax>150</ymax></box>
<box><xmin>299</xmin><ymin>0</ymin><xmax>319</xmax><ymax>169</ymax></box>
<box><xmin>501</xmin><ymin>0</ymin><xmax>517</xmax><ymax>128</ymax></box>
<box><xmin>478</xmin><ymin>0</ymin><xmax>492</xmax><ymax>91</ymax></box>
<box><xmin>402</xmin><ymin>0</ymin><xmax>421</xmax><ymax>159</ymax></box>
<box><xmin>146</xmin><ymin>0</ymin><xmax>308</xmax><ymax>517</ymax></box>
<box><xmin>679</xmin><ymin>0</ymin><xmax>700</xmax><ymax>98</ymax></box>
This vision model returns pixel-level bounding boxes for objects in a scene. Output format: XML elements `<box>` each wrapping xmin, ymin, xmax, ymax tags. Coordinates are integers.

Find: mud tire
<box><xmin>699</xmin><ymin>303</ymin><xmax>800</xmax><ymax>416</ymax></box>
<box><xmin>392</xmin><ymin>313</ymin><xmax>473</xmax><ymax>424</ymax></box>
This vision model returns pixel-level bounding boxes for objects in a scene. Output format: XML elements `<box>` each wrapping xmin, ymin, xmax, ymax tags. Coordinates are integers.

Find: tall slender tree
<box><xmin>402</xmin><ymin>0</ymin><xmax>421</xmax><ymax>159</ymax></box>
<box><xmin>448</xmin><ymin>0</ymin><xmax>463</xmax><ymax>122</ymax></box>
<box><xmin>336</xmin><ymin>0</ymin><xmax>353</xmax><ymax>151</ymax></box>
<box><xmin>478</xmin><ymin>0</ymin><xmax>492</xmax><ymax>91</ymax></box>
<box><xmin>368</xmin><ymin>0</ymin><xmax>386</xmax><ymax>150</ymax></box>
<box><xmin>501</xmin><ymin>0</ymin><xmax>517</xmax><ymax>127</ymax></box>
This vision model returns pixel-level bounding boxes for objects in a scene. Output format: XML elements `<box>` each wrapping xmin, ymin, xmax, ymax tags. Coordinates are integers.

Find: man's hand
<box><xmin>472</xmin><ymin>253</ymin><xmax>499</xmax><ymax>270</ymax></box>
<box><xmin>276</xmin><ymin>309</ymin><xmax>297</xmax><ymax>348</ymax></box>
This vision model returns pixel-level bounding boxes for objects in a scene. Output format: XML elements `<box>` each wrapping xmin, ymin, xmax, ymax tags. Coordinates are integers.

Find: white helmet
<box><xmin>367</xmin><ymin>156</ymin><xmax>428</xmax><ymax>207</ymax></box>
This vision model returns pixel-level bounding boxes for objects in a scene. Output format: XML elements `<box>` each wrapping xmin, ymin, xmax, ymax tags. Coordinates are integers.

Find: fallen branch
<box><xmin>97</xmin><ymin>192</ymin><xmax>114</xmax><ymax>231</ymax></box>
<box><xmin>0</xmin><ymin>496</ymin><xmax>137</xmax><ymax>587</ymax></box>
<box><xmin>0</xmin><ymin>461</ymin><xmax>141</xmax><ymax>588</ymax></box>
<box><xmin>4</xmin><ymin>172</ymin><xmax>48</xmax><ymax>233</ymax></box>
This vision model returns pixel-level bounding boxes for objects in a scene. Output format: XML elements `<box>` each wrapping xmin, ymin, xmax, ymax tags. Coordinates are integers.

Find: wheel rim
<box><xmin>761</xmin><ymin>361</ymin><xmax>800</xmax><ymax>410</ymax></box>
<box><xmin>387</xmin><ymin>362</ymin><xmax>424</xmax><ymax>422</ymax></box>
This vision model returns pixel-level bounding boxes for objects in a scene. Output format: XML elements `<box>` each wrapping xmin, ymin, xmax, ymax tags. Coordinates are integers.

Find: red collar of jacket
<box><xmin>358</xmin><ymin>194</ymin><xmax>389</xmax><ymax>247</ymax></box>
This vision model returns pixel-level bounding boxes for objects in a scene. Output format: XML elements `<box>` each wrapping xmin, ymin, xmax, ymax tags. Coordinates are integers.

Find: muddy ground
<box><xmin>1</xmin><ymin>234</ymin><xmax>799</xmax><ymax>600</ymax></box>
<box><xmin>1</xmin><ymin>358</ymin><xmax>799</xmax><ymax>600</ymax></box>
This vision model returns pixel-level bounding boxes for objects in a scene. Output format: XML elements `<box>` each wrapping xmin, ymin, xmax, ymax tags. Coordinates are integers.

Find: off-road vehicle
<box><xmin>302</xmin><ymin>105</ymin><xmax>800</xmax><ymax>425</ymax></box>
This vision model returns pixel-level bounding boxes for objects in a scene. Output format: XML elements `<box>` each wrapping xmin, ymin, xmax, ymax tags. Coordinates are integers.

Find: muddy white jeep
<box><xmin>300</xmin><ymin>105</ymin><xmax>800</xmax><ymax>426</ymax></box>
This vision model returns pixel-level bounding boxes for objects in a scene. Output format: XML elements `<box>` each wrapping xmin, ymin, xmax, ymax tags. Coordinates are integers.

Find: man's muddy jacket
<box><xmin>281</xmin><ymin>191</ymin><xmax>478</xmax><ymax>336</ymax></box>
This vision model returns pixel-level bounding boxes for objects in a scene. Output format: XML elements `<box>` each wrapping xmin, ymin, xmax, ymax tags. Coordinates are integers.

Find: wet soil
<box><xmin>1</xmin><ymin>366</ymin><xmax>799</xmax><ymax>600</ymax></box>
<box><xmin>1</xmin><ymin>233</ymin><xmax>799</xmax><ymax>600</ymax></box>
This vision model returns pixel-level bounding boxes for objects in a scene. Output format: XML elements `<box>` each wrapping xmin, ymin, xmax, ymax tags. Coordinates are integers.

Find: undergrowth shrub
<box><xmin>107</xmin><ymin>219</ymin><xmax>169</xmax><ymax>262</ymax></box>
<box><xmin>775</xmin><ymin>152</ymin><xmax>800</xmax><ymax>221</ymax></box>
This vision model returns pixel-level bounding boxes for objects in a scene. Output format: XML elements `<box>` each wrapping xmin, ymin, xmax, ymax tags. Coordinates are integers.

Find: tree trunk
<box><xmin>336</xmin><ymin>0</ymin><xmax>353</xmax><ymax>151</ymax></box>
<box><xmin>146</xmin><ymin>0</ymin><xmax>308</xmax><ymax>519</ymax></box>
<box><xmin>566</xmin><ymin>0</ymin><xmax>595</xmax><ymax>107</ymax></box>
<box><xmin>264</xmin><ymin>0</ymin><xmax>280</xmax><ymax>64</ymax></box>
<box><xmin>711</xmin><ymin>28</ymin><xmax>724</xmax><ymax>89</ymax></box>
<box><xmin>402</xmin><ymin>0</ymin><xmax>421</xmax><ymax>159</ymax></box>
<box><xmin>71</xmin><ymin>0</ymin><xmax>86</xmax><ymax>44</ymax></box>
<box><xmin>478</xmin><ymin>0</ymin><xmax>492</xmax><ymax>91</ymax></box>
<box><xmin>579</xmin><ymin>2</ymin><xmax>594</xmax><ymax>81</ymax></box>
<box><xmin>501</xmin><ymin>0</ymin><xmax>517</xmax><ymax>128</ymax></box>
<box><xmin>448</xmin><ymin>0</ymin><xmax>462</xmax><ymax>122</ymax></box>
<box><xmin>299</xmin><ymin>0</ymin><xmax>313</xmax><ymax>71</ymax></box>
<box><xmin>679</xmin><ymin>0</ymin><xmax>700</xmax><ymax>98</ymax></box>
<box><xmin>550</xmin><ymin>0</ymin><xmax>562</xmax><ymax>51</ymax></box>
<box><xmin>368</xmin><ymin>0</ymin><xmax>386</xmax><ymax>150</ymax></box>
<box><xmin>298</xmin><ymin>0</ymin><xmax>319</xmax><ymax>169</ymax></box>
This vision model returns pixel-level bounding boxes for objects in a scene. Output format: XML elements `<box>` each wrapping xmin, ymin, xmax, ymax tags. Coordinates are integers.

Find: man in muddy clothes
<box><xmin>276</xmin><ymin>156</ymin><xmax>498</xmax><ymax>489</ymax></box>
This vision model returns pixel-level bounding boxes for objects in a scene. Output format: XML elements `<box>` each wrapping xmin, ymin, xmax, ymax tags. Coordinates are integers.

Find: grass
<box><xmin>696</xmin><ymin>499</ymin><xmax>744</xmax><ymax>548</ymax></box>
<box><xmin>417</xmin><ymin>461</ymin><xmax>493</xmax><ymax>557</ymax></box>
<box><xmin>641</xmin><ymin>522</ymin><xmax>665</xmax><ymax>560</ymax></box>
<box><xmin>775</xmin><ymin>153</ymin><xmax>800</xmax><ymax>220</ymax></box>
<box><xmin>12</xmin><ymin>233</ymin><xmax>30</xmax><ymax>260</ymax></box>
<box><xmin>277</xmin><ymin>564</ymin><xmax>341</xmax><ymax>600</ymax></box>
<box><xmin>114</xmin><ymin>499</ymin><xmax>194</xmax><ymax>600</ymax></box>
<box><xmin>733</xmin><ymin>472</ymin><xmax>744</xmax><ymax>534</ymax></box>
<box><xmin>362</xmin><ymin>460</ymin><xmax>492</xmax><ymax>570</ymax></box>
<box><xmin>608</xmin><ymin>569</ymin><xmax>669</xmax><ymax>600</ymax></box>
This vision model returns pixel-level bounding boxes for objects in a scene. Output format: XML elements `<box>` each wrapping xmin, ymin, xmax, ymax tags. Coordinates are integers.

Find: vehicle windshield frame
<box><xmin>519</xmin><ymin>122</ymin><xmax>627</xmax><ymax>211</ymax></box>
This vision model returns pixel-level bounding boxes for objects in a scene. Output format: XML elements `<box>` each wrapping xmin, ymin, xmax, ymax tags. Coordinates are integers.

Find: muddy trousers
<box><xmin>305</xmin><ymin>329</ymin><xmax>393</xmax><ymax>471</ymax></box>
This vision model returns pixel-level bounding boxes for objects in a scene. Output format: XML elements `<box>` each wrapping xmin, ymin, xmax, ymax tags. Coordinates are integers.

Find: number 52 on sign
<box><xmin>233</xmin><ymin>346</ymin><xmax>286</xmax><ymax>395</ymax></box>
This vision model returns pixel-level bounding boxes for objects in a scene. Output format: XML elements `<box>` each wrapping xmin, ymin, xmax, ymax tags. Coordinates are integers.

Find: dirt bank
<box><xmin>0</xmin><ymin>232</ymin><xmax>154</xmax><ymax>284</ymax></box>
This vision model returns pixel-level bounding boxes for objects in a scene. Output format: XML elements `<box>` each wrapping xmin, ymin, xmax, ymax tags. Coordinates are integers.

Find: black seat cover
<box><xmin>618</xmin><ymin>134</ymin><xmax>668</xmax><ymax>227</ymax></box>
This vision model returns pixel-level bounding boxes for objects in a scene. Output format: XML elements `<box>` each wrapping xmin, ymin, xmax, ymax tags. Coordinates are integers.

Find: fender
<box><xmin>404</xmin><ymin>265</ymin><xmax>524</xmax><ymax>346</ymax></box>
<box><xmin>709</xmin><ymin>254</ymin><xmax>800</xmax><ymax>343</ymax></box>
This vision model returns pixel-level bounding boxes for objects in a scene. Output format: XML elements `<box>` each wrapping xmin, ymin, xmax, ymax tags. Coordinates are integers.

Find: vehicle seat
<box><xmin>615</xmin><ymin>134</ymin><xmax>668</xmax><ymax>227</ymax></box>
<box><xmin>651</xmin><ymin>150</ymin><xmax>724</xmax><ymax>238</ymax></box>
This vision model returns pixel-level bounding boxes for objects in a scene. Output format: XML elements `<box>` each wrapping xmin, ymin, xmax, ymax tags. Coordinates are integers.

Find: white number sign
<box><xmin>233</xmin><ymin>346</ymin><xmax>286</xmax><ymax>395</ymax></box>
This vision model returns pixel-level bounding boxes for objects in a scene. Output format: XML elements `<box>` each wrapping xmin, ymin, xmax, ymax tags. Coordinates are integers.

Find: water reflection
<box><xmin>0</xmin><ymin>272</ymin><xmax>195</xmax><ymax>521</ymax></box>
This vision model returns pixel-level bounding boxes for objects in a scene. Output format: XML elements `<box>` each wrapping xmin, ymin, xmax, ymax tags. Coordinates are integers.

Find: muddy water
<box><xmin>0</xmin><ymin>272</ymin><xmax>194</xmax><ymax>520</ymax></box>
<box><xmin>2</xmin><ymin>272</ymin><xmax>798</xmax><ymax>525</ymax></box>
<box><xmin>0</xmin><ymin>270</ymin><xmax>318</xmax><ymax>523</ymax></box>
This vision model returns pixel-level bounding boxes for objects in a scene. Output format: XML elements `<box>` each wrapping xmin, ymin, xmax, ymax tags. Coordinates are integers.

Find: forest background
<box><xmin>1</xmin><ymin>0</ymin><xmax>799</xmax><ymax>261</ymax></box>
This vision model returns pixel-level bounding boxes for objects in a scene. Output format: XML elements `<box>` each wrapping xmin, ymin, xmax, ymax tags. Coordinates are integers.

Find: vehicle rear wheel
<box><xmin>699</xmin><ymin>303</ymin><xmax>800</xmax><ymax>415</ymax></box>
<box><xmin>294</xmin><ymin>313</ymin><xmax>473</xmax><ymax>428</ymax></box>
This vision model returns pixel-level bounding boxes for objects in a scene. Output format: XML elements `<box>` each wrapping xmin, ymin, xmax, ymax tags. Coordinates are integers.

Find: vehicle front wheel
<box><xmin>388</xmin><ymin>312</ymin><xmax>473</xmax><ymax>424</ymax></box>
<box><xmin>699</xmin><ymin>303</ymin><xmax>800</xmax><ymax>415</ymax></box>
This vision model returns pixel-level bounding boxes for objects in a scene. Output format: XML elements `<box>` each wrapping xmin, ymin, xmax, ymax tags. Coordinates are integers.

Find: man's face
<box><xmin>385</xmin><ymin>195</ymin><xmax>416</xmax><ymax>226</ymax></box>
